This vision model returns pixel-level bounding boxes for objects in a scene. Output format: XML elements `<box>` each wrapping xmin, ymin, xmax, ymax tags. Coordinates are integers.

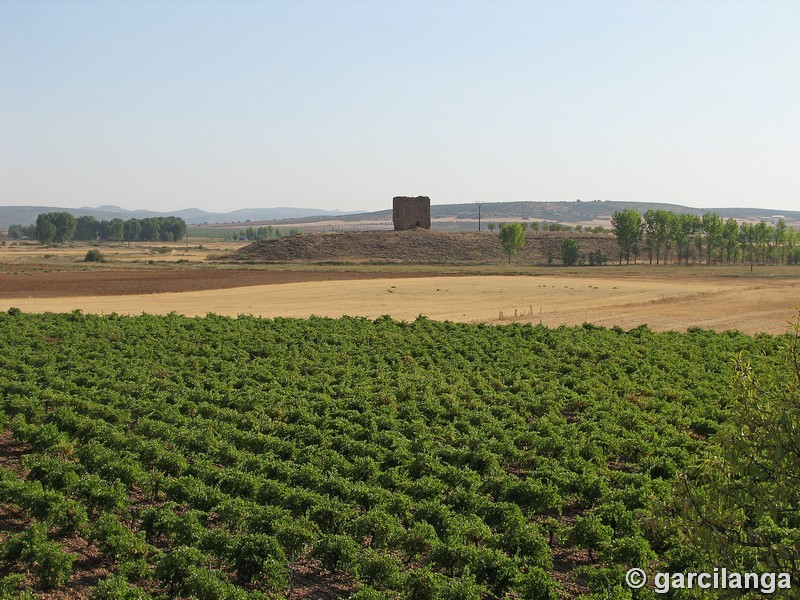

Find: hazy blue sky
<box><xmin>1</xmin><ymin>1</ymin><xmax>798</xmax><ymax>214</ymax></box>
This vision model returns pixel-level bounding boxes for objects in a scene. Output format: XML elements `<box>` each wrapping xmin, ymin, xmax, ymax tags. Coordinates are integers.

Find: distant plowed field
<box><xmin>0</xmin><ymin>269</ymin><xmax>443</xmax><ymax>298</ymax></box>
<box><xmin>233</xmin><ymin>230</ymin><xmax>620</xmax><ymax>264</ymax></box>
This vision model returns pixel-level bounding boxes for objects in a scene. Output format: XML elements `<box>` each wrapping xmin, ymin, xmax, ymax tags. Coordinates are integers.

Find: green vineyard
<box><xmin>0</xmin><ymin>310</ymin><xmax>793</xmax><ymax>598</ymax></box>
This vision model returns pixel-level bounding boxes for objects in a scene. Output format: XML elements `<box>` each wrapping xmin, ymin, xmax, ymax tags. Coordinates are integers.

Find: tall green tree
<box><xmin>51</xmin><ymin>212</ymin><xmax>76</xmax><ymax>243</ymax></box>
<box><xmin>559</xmin><ymin>237</ymin><xmax>580</xmax><ymax>266</ymax></box>
<box><xmin>773</xmin><ymin>219</ymin><xmax>787</xmax><ymax>264</ymax></box>
<box><xmin>659</xmin><ymin>210</ymin><xmax>677</xmax><ymax>264</ymax></box>
<box><xmin>497</xmin><ymin>223</ymin><xmax>525</xmax><ymax>263</ymax></box>
<box><xmin>754</xmin><ymin>220</ymin><xmax>771</xmax><ymax>265</ymax></box>
<box><xmin>786</xmin><ymin>227</ymin><xmax>799</xmax><ymax>265</ymax></box>
<box><xmin>36</xmin><ymin>212</ymin><xmax>76</xmax><ymax>243</ymax></box>
<box><xmin>75</xmin><ymin>216</ymin><xmax>99</xmax><ymax>241</ymax></box>
<box><xmin>701</xmin><ymin>212</ymin><xmax>724</xmax><ymax>265</ymax></box>
<box><xmin>643</xmin><ymin>209</ymin><xmax>672</xmax><ymax>265</ymax></box>
<box><xmin>124</xmin><ymin>219</ymin><xmax>142</xmax><ymax>246</ymax></box>
<box><xmin>35</xmin><ymin>216</ymin><xmax>56</xmax><ymax>243</ymax></box>
<box><xmin>139</xmin><ymin>218</ymin><xmax>160</xmax><ymax>242</ymax></box>
<box><xmin>610</xmin><ymin>209</ymin><xmax>643</xmax><ymax>265</ymax></box>
<box><xmin>643</xmin><ymin>210</ymin><xmax>658</xmax><ymax>264</ymax></box>
<box><xmin>722</xmin><ymin>218</ymin><xmax>740</xmax><ymax>264</ymax></box>
<box><xmin>675</xmin><ymin>214</ymin><xmax>702</xmax><ymax>265</ymax></box>
<box><xmin>162</xmin><ymin>216</ymin><xmax>186</xmax><ymax>242</ymax></box>
<box><xmin>739</xmin><ymin>222</ymin><xmax>757</xmax><ymax>271</ymax></box>
<box><xmin>107</xmin><ymin>218</ymin><xmax>125</xmax><ymax>242</ymax></box>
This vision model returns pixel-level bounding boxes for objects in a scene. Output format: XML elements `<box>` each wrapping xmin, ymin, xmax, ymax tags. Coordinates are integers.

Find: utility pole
<box><xmin>477</xmin><ymin>203</ymin><xmax>482</xmax><ymax>231</ymax></box>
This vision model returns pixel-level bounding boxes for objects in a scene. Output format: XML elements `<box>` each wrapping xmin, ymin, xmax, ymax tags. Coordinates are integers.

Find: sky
<box><xmin>1</xmin><ymin>0</ymin><xmax>799</xmax><ymax>214</ymax></box>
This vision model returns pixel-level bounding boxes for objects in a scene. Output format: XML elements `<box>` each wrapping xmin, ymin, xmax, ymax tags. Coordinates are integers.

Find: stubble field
<box><xmin>0</xmin><ymin>241</ymin><xmax>798</xmax><ymax>334</ymax></box>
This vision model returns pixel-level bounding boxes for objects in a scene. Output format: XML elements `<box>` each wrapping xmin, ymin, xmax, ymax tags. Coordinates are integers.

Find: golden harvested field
<box><xmin>2</xmin><ymin>271</ymin><xmax>798</xmax><ymax>335</ymax></box>
<box><xmin>2</xmin><ymin>240</ymin><xmax>798</xmax><ymax>333</ymax></box>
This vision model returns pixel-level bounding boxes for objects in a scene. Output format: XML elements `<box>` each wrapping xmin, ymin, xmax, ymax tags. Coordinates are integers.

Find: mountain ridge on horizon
<box><xmin>1</xmin><ymin>200</ymin><xmax>799</xmax><ymax>229</ymax></box>
<box><xmin>0</xmin><ymin>205</ymin><xmax>350</xmax><ymax>228</ymax></box>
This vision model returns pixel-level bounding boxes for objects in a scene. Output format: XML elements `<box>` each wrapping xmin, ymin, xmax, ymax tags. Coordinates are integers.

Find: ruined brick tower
<box><xmin>392</xmin><ymin>196</ymin><xmax>431</xmax><ymax>231</ymax></box>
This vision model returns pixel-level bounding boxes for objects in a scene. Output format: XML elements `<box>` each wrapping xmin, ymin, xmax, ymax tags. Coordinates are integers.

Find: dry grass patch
<box><xmin>2</xmin><ymin>274</ymin><xmax>798</xmax><ymax>334</ymax></box>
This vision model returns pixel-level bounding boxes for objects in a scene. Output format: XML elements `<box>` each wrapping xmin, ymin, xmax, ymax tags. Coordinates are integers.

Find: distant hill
<box><xmin>0</xmin><ymin>205</ymin><xmax>348</xmax><ymax>228</ymax></box>
<box><xmin>279</xmin><ymin>201</ymin><xmax>800</xmax><ymax>226</ymax></box>
<box><xmin>3</xmin><ymin>201</ymin><xmax>798</xmax><ymax>230</ymax></box>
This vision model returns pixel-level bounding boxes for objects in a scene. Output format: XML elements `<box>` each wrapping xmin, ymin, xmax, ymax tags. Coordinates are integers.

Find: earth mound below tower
<box><xmin>231</xmin><ymin>230</ymin><xmax>621</xmax><ymax>264</ymax></box>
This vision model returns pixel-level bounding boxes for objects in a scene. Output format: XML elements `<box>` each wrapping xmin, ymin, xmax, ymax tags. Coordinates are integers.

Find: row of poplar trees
<box><xmin>25</xmin><ymin>212</ymin><xmax>187</xmax><ymax>244</ymax></box>
<box><xmin>611</xmin><ymin>208</ymin><xmax>800</xmax><ymax>267</ymax></box>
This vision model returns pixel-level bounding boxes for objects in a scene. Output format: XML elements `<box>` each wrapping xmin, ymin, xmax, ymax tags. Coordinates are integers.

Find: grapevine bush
<box><xmin>0</xmin><ymin>311</ymin><xmax>789</xmax><ymax>597</ymax></box>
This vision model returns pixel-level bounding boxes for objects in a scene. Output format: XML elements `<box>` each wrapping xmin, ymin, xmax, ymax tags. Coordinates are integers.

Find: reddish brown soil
<box><xmin>0</xmin><ymin>269</ymin><xmax>449</xmax><ymax>298</ymax></box>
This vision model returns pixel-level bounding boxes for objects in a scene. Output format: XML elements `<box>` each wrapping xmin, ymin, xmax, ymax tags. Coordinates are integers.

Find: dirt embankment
<box><xmin>232</xmin><ymin>230</ymin><xmax>621</xmax><ymax>264</ymax></box>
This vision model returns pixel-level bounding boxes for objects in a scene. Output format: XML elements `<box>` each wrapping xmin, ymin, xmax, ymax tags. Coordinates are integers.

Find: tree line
<box><xmin>488</xmin><ymin>221</ymin><xmax>608</xmax><ymax>234</ymax></box>
<box><xmin>7</xmin><ymin>213</ymin><xmax>187</xmax><ymax>244</ymax></box>
<box><xmin>611</xmin><ymin>209</ymin><xmax>800</xmax><ymax>267</ymax></box>
<box><xmin>222</xmin><ymin>225</ymin><xmax>303</xmax><ymax>241</ymax></box>
<box><xmin>497</xmin><ymin>223</ymin><xmax>608</xmax><ymax>266</ymax></box>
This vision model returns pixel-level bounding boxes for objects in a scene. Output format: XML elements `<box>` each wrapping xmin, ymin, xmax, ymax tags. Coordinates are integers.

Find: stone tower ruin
<box><xmin>393</xmin><ymin>196</ymin><xmax>431</xmax><ymax>231</ymax></box>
